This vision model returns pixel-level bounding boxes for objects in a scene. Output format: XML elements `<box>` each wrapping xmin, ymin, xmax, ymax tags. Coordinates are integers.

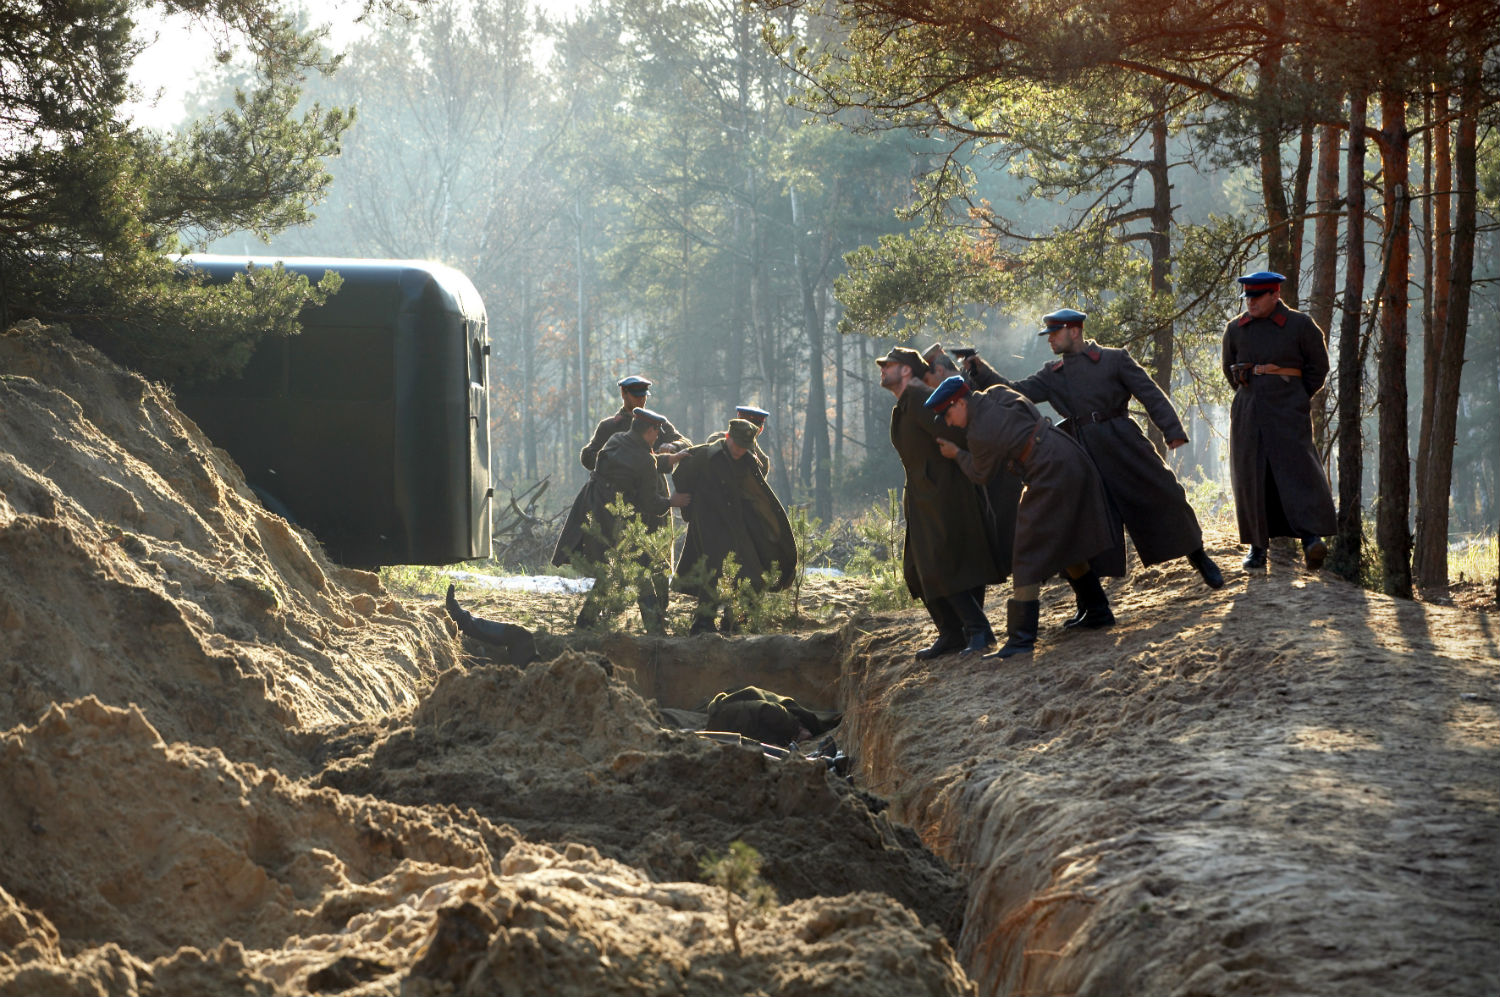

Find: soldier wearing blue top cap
<box><xmin>706</xmin><ymin>405</ymin><xmax>771</xmax><ymax>474</ymax></box>
<box><xmin>927</xmin><ymin>375</ymin><xmax>1117</xmax><ymax>658</ymax></box>
<box><xmin>553</xmin><ymin>407</ymin><xmax>692</xmax><ymax>633</ymax></box>
<box><xmin>579</xmin><ymin>375</ymin><xmax>689</xmax><ymax>471</ymax></box>
<box><xmin>877</xmin><ymin>346</ymin><xmax>1002</xmax><ymax>658</ymax></box>
<box><xmin>990</xmin><ymin>308</ymin><xmax>1225</xmax><ymax>597</ymax></box>
<box><xmin>1222</xmin><ymin>272</ymin><xmax>1336</xmax><ymax>571</ymax></box>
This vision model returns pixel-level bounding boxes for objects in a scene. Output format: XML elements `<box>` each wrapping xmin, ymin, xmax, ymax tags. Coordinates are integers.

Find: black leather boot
<box><xmin>915</xmin><ymin>631</ymin><xmax>965</xmax><ymax>660</ymax></box>
<box><xmin>1302</xmin><ymin>537</ymin><xmax>1328</xmax><ymax>571</ymax></box>
<box><xmin>948</xmin><ymin>590</ymin><xmax>993</xmax><ymax>656</ymax></box>
<box><xmin>1187</xmin><ymin>548</ymin><xmax>1225</xmax><ymax>589</ymax></box>
<box><xmin>989</xmin><ymin>599</ymin><xmax>1040</xmax><ymax>659</ymax></box>
<box><xmin>1242</xmin><ymin>545</ymin><xmax>1267</xmax><ymax>569</ymax></box>
<box><xmin>1062</xmin><ymin>571</ymin><xmax>1115</xmax><ymax>630</ymax></box>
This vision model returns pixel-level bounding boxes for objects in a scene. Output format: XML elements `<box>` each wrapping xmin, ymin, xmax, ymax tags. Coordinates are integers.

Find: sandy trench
<box><xmin>2</xmin><ymin>321</ymin><xmax>1497</xmax><ymax>995</ymax></box>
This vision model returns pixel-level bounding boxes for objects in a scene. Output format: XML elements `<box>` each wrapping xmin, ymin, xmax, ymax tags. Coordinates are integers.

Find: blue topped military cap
<box><xmin>630</xmin><ymin>407</ymin><xmax>667</xmax><ymax>426</ymax></box>
<box><xmin>1236</xmin><ymin>271</ymin><xmax>1285</xmax><ymax>297</ymax></box>
<box><xmin>617</xmin><ymin>375</ymin><xmax>652</xmax><ymax>393</ymax></box>
<box><xmin>735</xmin><ymin>405</ymin><xmax>769</xmax><ymax>425</ymax></box>
<box><xmin>1039</xmin><ymin>308</ymin><xmax>1087</xmax><ymax>334</ymax></box>
<box><xmin>923</xmin><ymin>375</ymin><xmax>971</xmax><ymax>414</ymax></box>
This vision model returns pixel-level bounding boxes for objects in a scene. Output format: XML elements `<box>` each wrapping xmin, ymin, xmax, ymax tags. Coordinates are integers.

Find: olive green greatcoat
<box><xmin>952</xmin><ymin>386</ymin><xmax>1116</xmax><ymax>588</ymax></box>
<box><xmin>1005</xmin><ymin>340</ymin><xmax>1202</xmax><ymax>567</ymax></box>
<box><xmin>552</xmin><ymin>430</ymin><xmax>672</xmax><ymax>567</ymax></box>
<box><xmin>671</xmin><ymin>438</ymin><xmax>796</xmax><ymax>597</ymax></box>
<box><xmin>890</xmin><ymin>381</ymin><xmax>1002</xmax><ymax>600</ymax></box>
<box><xmin>579</xmin><ymin>405</ymin><xmax>686</xmax><ymax>470</ymax></box>
<box><xmin>1221</xmin><ymin>302</ymin><xmax>1336</xmax><ymax>545</ymax></box>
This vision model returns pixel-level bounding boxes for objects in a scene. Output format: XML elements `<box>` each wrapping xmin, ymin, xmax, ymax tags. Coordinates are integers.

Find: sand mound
<box><xmin>317</xmin><ymin>653</ymin><xmax>964</xmax><ymax>939</ymax></box>
<box><xmin>0</xmin><ymin>322</ymin><xmax>457</xmax><ymax>769</ymax></box>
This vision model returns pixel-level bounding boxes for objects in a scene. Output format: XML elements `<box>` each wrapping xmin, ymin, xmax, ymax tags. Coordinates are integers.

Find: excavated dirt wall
<box><xmin>835</xmin><ymin>567</ymin><xmax>1499</xmax><ymax>996</ymax></box>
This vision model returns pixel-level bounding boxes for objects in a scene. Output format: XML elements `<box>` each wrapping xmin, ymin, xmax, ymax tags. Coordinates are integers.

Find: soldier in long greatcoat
<box><xmin>1221</xmin><ymin>272</ymin><xmax>1336</xmax><ymax>572</ymax></box>
<box><xmin>878</xmin><ymin>347</ymin><xmax>1001</xmax><ymax>658</ymax></box>
<box><xmin>579</xmin><ymin>375</ymin><xmax>689</xmax><ymax>471</ymax></box>
<box><xmin>672</xmin><ymin>419</ymin><xmax>797</xmax><ymax>633</ymax></box>
<box><xmin>553</xmin><ymin>408</ymin><xmax>690</xmax><ymax>633</ymax></box>
<box><xmin>998</xmin><ymin>309</ymin><xmax>1224</xmax><ymax>597</ymax></box>
<box><xmin>921</xmin><ymin>342</ymin><xmax>1022</xmax><ymax>586</ymax></box>
<box><xmin>927</xmin><ymin>376</ymin><xmax>1117</xmax><ymax>659</ymax></box>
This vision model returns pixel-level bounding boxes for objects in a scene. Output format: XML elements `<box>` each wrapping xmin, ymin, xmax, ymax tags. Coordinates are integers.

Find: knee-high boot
<box><xmin>989</xmin><ymin>599</ymin><xmax>1040</xmax><ymax>659</ymax></box>
<box><xmin>1062</xmin><ymin>570</ymin><xmax>1115</xmax><ymax>630</ymax></box>
<box><xmin>916</xmin><ymin>596</ymin><xmax>965</xmax><ymax>660</ymax></box>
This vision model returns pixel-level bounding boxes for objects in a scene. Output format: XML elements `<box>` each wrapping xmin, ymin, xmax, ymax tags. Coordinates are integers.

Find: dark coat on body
<box><xmin>890</xmin><ymin>381</ymin><xmax>1002</xmax><ymax>599</ymax></box>
<box><xmin>579</xmin><ymin>405</ymin><xmax>686</xmax><ymax>470</ymax></box>
<box><xmin>953</xmin><ymin>386</ymin><xmax>1116</xmax><ymax>588</ymax></box>
<box><xmin>671</xmin><ymin>438</ymin><xmax>797</xmax><ymax>597</ymax></box>
<box><xmin>552</xmin><ymin>430</ymin><xmax>672</xmax><ymax>567</ymax></box>
<box><xmin>1006</xmin><ymin>341</ymin><xmax>1203</xmax><ymax>566</ymax></box>
<box><xmin>1221</xmin><ymin>302</ymin><xmax>1337</xmax><ymax>545</ymax></box>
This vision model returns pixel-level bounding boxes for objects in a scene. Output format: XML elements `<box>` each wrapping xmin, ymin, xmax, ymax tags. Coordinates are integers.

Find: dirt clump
<box><xmin>316</xmin><ymin>653</ymin><xmax>963</xmax><ymax>939</ymax></box>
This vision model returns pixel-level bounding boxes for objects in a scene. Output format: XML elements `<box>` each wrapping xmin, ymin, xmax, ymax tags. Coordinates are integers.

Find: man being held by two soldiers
<box><xmin>672</xmin><ymin>417</ymin><xmax>797</xmax><ymax>634</ymax></box>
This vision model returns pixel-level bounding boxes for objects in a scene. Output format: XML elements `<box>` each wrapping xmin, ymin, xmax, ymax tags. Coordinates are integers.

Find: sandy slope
<box><xmin>838</xmin><ymin>545</ymin><xmax>1500</xmax><ymax>995</ymax></box>
<box><xmin>0</xmin><ymin>322</ymin><xmax>970</xmax><ymax>995</ymax></box>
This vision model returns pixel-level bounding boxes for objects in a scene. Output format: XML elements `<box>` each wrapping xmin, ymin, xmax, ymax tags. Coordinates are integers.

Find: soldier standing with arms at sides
<box><xmin>552</xmin><ymin>408</ymin><xmax>691</xmax><ymax>633</ymax></box>
<box><xmin>926</xmin><ymin>376</ymin><xmax>1117</xmax><ymax>658</ymax></box>
<box><xmin>706</xmin><ymin>405</ymin><xmax>771</xmax><ymax>474</ymax></box>
<box><xmin>672</xmin><ymin>418</ymin><xmax>797</xmax><ymax>634</ymax></box>
<box><xmin>579</xmin><ymin>375</ymin><xmax>689</xmax><ymax>471</ymax></box>
<box><xmin>995</xmin><ymin>309</ymin><xmax>1224</xmax><ymax>591</ymax></box>
<box><xmin>1222</xmin><ymin>272</ymin><xmax>1336</xmax><ymax>571</ymax></box>
<box><xmin>878</xmin><ymin>346</ymin><xmax>1000</xmax><ymax>658</ymax></box>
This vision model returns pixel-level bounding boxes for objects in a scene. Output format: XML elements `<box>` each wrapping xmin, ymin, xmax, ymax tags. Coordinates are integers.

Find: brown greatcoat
<box><xmin>890</xmin><ymin>381</ymin><xmax>1002</xmax><ymax>600</ymax></box>
<box><xmin>1221</xmin><ymin>301</ymin><xmax>1336</xmax><ymax>545</ymax></box>
<box><xmin>952</xmin><ymin>385</ymin><xmax>1116</xmax><ymax>588</ymax></box>
<box><xmin>1005</xmin><ymin>340</ymin><xmax>1203</xmax><ymax>567</ymax></box>
<box><xmin>579</xmin><ymin>405</ymin><xmax>687</xmax><ymax>470</ymax></box>
<box><xmin>671</xmin><ymin>438</ymin><xmax>796</xmax><ymax>597</ymax></box>
<box><xmin>552</xmin><ymin>430</ymin><xmax>672</xmax><ymax>567</ymax></box>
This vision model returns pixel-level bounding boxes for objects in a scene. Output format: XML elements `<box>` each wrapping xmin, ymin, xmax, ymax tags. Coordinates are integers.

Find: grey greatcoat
<box><xmin>671</xmin><ymin>438</ymin><xmax>796</xmax><ymax>597</ymax></box>
<box><xmin>552</xmin><ymin>430</ymin><xmax>672</xmax><ymax>567</ymax></box>
<box><xmin>952</xmin><ymin>385</ymin><xmax>1116</xmax><ymax>588</ymax></box>
<box><xmin>1221</xmin><ymin>302</ymin><xmax>1336</xmax><ymax>545</ymax></box>
<box><xmin>1005</xmin><ymin>341</ymin><xmax>1203</xmax><ymax>567</ymax></box>
<box><xmin>579</xmin><ymin>406</ymin><xmax>686</xmax><ymax>470</ymax></box>
<box><xmin>890</xmin><ymin>381</ymin><xmax>1002</xmax><ymax>599</ymax></box>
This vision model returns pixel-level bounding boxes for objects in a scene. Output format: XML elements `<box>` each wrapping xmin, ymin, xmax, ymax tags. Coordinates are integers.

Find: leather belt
<box><xmin>1084</xmin><ymin>410</ymin><xmax>1127</xmax><ymax>423</ymax></box>
<box><xmin>1253</xmin><ymin>364</ymin><xmax>1302</xmax><ymax>377</ymax></box>
<box><xmin>1015</xmin><ymin>415</ymin><xmax>1049</xmax><ymax>465</ymax></box>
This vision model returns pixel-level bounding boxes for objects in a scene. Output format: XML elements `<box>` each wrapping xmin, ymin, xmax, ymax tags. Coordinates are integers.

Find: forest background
<box><xmin>4</xmin><ymin>0</ymin><xmax>1498</xmax><ymax>599</ymax></box>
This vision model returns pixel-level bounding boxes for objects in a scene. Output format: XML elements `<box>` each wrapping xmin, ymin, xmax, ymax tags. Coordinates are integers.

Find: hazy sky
<box><xmin>125</xmin><ymin>0</ymin><xmax>588</xmax><ymax>132</ymax></box>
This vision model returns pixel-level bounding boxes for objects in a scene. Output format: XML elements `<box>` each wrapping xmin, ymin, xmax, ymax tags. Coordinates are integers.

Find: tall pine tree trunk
<box><xmin>1255</xmin><ymin>2</ymin><xmax>1294</xmax><ymax>281</ymax></box>
<box><xmin>1334</xmin><ymin>93</ymin><xmax>1368</xmax><ymax>581</ymax></box>
<box><xmin>1376</xmin><ymin>90</ymin><xmax>1412</xmax><ymax>598</ymax></box>
<box><xmin>1414</xmin><ymin>58</ymin><xmax>1479</xmax><ymax>591</ymax></box>
<box><xmin>1146</xmin><ymin>100</ymin><xmax>1173</xmax><ymax>456</ymax></box>
<box><xmin>1308</xmin><ymin>124</ymin><xmax>1341</xmax><ymax>454</ymax></box>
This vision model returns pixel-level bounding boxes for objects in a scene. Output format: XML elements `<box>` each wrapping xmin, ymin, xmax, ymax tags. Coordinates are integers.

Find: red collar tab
<box><xmin>1085</xmin><ymin>346</ymin><xmax>1102</xmax><ymax>362</ymax></box>
<box><xmin>1047</xmin><ymin>358</ymin><xmax>1064</xmax><ymax>373</ymax></box>
<box><xmin>1272</xmin><ymin>310</ymin><xmax>1288</xmax><ymax>327</ymax></box>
